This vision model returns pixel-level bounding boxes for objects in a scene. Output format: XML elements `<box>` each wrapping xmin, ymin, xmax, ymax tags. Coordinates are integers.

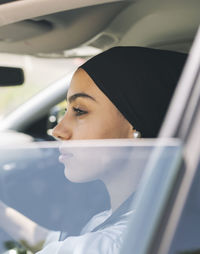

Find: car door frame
<box><xmin>120</xmin><ymin>26</ymin><xmax>200</xmax><ymax>254</ymax></box>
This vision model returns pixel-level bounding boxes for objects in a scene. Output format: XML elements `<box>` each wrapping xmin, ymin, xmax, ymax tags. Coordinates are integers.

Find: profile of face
<box><xmin>59</xmin><ymin>144</ymin><xmax>136</xmax><ymax>183</ymax></box>
<box><xmin>53</xmin><ymin>68</ymin><xmax>134</xmax><ymax>182</ymax></box>
<box><xmin>53</xmin><ymin>68</ymin><xmax>133</xmax><ymax>140</ymax></box>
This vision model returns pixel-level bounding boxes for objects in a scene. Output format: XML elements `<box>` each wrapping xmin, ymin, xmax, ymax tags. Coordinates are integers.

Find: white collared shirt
<box><xmin>37</xmin><ymin>209</ymin><xmax>133</xmax><ymax>254</ymax></box>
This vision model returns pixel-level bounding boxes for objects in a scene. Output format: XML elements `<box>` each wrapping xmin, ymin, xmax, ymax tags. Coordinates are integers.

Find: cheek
<box><xmin>61</xmin><ymin>148</ymin><xmax>121</xmax><ymax>183</ymax></box>
<box><xmin>92</xmin><ymin>113</ymin><xmax>131</xmax><ymax>139</ymax></box>
<box><xmin>62</xmin><ymin>150</ymin><xmax>107</xmax><ymax>183</ymax></box>
<box><xmin>71</xmin><ymin>116</ymin><xmax>110</xmax><ymax>139</ymax></box>
<box><xmin>72</xmin><ymin>120</ymin><xmax>101</xmax><ymax>139</ymax></box>
<box><xmin>77</xmin><ymin>120</ymin><xmax>117</xmax><ymax>139</ymax></box>
<box><xmin>71</xmin><ymin>111</ymin><xmax>130</xmax><ymax>140</ymax></box>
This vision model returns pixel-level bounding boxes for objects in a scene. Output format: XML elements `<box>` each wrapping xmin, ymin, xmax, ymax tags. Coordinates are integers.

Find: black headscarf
<box><xmin>80</xmin><ymin>47</ymin><xmax>187</xmax><ymax>137</ymax></box>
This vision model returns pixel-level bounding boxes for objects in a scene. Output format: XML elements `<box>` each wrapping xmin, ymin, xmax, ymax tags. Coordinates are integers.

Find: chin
<box><xmin>64</xmin><ymin>167</ymin><xmax>87</xmax><ymax>183</ymax></box>
<box><xmin>64</xmin><ymin>167</ymin><xmax>97</xmax><ymax>183</ymax></box>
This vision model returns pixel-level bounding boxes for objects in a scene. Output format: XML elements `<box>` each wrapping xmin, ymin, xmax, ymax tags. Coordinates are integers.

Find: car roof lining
<box><xmin>0</xmin><ymin>2</ymin><xmax>129</xmax><ymax>55</ymax></box>
<box><xmin>120</xmin><ymin>2</ymin><xmax>200</xmax><ymax>51</ymax></box>
<box><xmin>0</xmin><ymin>0</ymin><xmax>126</xmax><ymax>26</ymax></box>
<box><xmin>0</xmin><ymin>0</ymin><xmax>199</xmax><ymax>55</ymax></box>
<box><xmin>0</xmin><ymin>0</ymin><xmax>19</xmax><ymax>5</ymax></box>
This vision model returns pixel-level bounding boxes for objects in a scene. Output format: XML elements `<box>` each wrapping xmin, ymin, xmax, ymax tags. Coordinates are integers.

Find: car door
<box><xmin>120</xmin><ymin>26</ymin><xmax>200</xmax><ymax>254</ymax></box>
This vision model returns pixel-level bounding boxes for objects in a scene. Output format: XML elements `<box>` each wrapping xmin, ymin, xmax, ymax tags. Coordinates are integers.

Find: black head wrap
<box><xmin>80</xmin><ymin>47</ymin><xmax>187</xmax><ymax>137</ymax></box>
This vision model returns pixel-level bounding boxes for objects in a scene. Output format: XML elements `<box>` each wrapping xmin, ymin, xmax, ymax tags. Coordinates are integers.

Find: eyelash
<box><xmin>72</xmin><ymin>107</ymin><xmax>88</xmax><ymax>116</ymax></box>
<box><xmin>64</xmin><ymin>107</ymin><xmax>88</xmax><ymax>116</ymax></box>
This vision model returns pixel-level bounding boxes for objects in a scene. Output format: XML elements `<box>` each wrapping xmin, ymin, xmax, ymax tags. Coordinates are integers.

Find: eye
<box><xmin>73</xmin><ymin>107</ymin><xmax>88</xmax><ymax>116</ymax></box>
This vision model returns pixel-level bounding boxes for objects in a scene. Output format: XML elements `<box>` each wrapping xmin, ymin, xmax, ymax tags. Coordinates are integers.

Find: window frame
<box><xmin>120</xmin><ymin>26</ymin><xmax>200</xmax><ymax>254</ymax></box>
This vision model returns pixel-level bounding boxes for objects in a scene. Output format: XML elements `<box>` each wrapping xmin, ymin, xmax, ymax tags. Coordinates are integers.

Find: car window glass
<box><xmin>46</xmin><ymin>100</ymin><xmax>67</xmax><ymax>137</ymax></box>
<box><xmin>168</xmin><ymin>158</ymin><xmax>200</xmax><ymax>254</ymax></box>
<box><xmin>0</xmin><ymin>55</ymin><xmax>84</xmax><ymax>119</ymax></box>
<box><xmin>0</xmin><ymin>139</ymin><xmax>180</xmax><ymax>253</ymax></box>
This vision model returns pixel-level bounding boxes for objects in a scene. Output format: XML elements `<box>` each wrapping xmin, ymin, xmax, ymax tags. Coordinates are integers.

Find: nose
<box><xmin>52</xmin><ymin>117</ymin><xmax>72</xmax><ymax>141</ymax></box>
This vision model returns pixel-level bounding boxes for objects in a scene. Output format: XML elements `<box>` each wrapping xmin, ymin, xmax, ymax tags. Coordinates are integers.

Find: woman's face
<box><xmin>53</xmin><ymin>68</ymin><xmax>133</xmax><ymax>182</ymax></box>
<box><xmin>53</xmin><ymin>68</ymin><xmax>133</xmax><ymax>141</ymax></box>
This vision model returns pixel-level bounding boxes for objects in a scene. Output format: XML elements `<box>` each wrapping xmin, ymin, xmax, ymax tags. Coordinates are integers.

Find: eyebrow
<box><xmin>67</xmin><ymin>93</ymin><xmax>97</xmax><ymax>103</ymax></box>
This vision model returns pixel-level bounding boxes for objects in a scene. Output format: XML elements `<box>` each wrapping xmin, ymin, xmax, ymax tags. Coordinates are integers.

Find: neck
<box><xmin>102</xmin><ymin>166</ymin><xmax>142</xmax><ymax>212</ymax></box>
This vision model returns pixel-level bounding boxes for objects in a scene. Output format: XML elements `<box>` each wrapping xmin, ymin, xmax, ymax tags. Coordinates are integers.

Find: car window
<box><xmin>0</xmin><ymin>139</ymin><xmax>181</xmax><ymax>253</ymax></box>
<box><xmin>168</xmin><ymin>158</ymin><xmax>200</xmax><ymax>254</ymax></box>
<box><xmin>46</xmin><ymin>100</ymin><xmax>67</xmax><ymax>138</ymax></box>
<box><xmin>0</xmin><ymin>55</ymin><xmax>84</xmax><ymax>120</ymax></box>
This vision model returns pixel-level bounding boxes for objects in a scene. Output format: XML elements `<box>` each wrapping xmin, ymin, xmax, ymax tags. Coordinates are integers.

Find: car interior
<box><xmin>0</xmin><ymin>0</ymin><xmax>200</xmax><ymax>141</ymax></box>
<box><xmin>0</xmin><ymin>1</ymin><xmax>200</xmax><ymax>253</ymax></box>
<box><xmin>0</xmin><ymin>0</ymin><xmax>199</xmax><ymax>55</ymax></box>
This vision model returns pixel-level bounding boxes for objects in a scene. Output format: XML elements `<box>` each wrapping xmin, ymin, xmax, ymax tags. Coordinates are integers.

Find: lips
<box><xmin>59</xmin><ymin>152</ymin><xmax>73</xmax><ymax>163</ymax></box>
<box><xmin>59</xmin><ymin>144</ymin><xmax>74</xmax><ymax>163</ymax></box>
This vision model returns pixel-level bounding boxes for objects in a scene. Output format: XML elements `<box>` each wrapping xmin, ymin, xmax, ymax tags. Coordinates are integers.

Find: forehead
<box><xmin>67</xmin><ymin>68</ymin><xmax>98</xmax><ymax>97</ymax></box>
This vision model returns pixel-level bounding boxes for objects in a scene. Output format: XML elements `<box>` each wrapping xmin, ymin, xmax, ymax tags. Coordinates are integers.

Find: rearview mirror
<box><xmin>0</xmin><ymin>66</ymin><xmax>24</xmax><ymax>86</ymax></box>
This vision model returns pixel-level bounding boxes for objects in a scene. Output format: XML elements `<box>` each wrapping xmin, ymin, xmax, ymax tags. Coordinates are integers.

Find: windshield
<box><xmin>0</xmin><ymin>139</ymin><xmax>181</xmax><ymax>253</ymax></box>
<box><xmin>0</xmin><ymin>53</ymin><xmax>84</xmax><ymax>119</ymax></box>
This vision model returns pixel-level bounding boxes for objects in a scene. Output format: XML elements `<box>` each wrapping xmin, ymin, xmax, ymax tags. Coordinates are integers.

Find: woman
<box><xmin>0</xmin><ymin>46</ymin><xmax>186</xmax><ymax>254</ymax></box>
<box><xmin>39</xmin><ymin>46</ymin><xmax>186</xmax><ymax>253</ymax></box>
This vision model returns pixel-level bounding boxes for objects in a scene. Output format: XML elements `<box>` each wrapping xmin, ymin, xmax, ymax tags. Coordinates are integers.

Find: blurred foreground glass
<box><xmin>0</xmin><ymin>139</ymin><xmax>181</xmax><ymax>253</ymax></box>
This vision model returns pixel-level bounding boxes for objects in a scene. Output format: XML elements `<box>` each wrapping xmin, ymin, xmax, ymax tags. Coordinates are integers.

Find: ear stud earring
<box><xmin>133</xmin><ymin>130</ymin><xmax>141</xmax><ymax>138</ymax></box>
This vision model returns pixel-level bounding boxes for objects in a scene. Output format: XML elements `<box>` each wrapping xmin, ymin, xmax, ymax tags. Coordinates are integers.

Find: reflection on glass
<box><xmin>0</xmin><ymin>139</ymin><xmax>179</xmax><ymax>254</ymax></box>
<box><xmin>168</xmin><ymin>161</ymin><xmax>200</xmax><ymax>254</ymax></box>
